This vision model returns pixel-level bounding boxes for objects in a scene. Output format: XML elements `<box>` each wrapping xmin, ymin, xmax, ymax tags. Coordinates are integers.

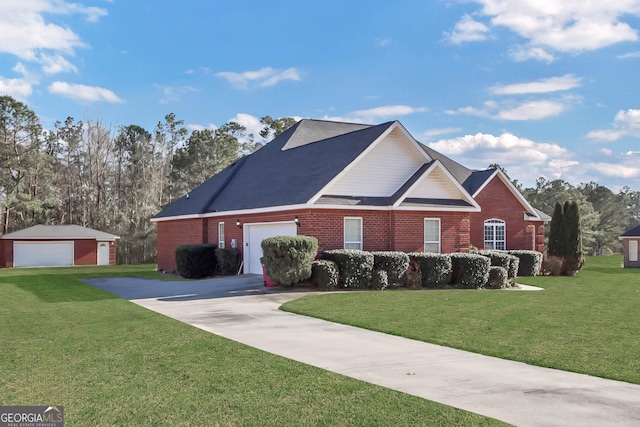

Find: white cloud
<box><xmin>585</xmin><ymin>162</ymin><xmax>640</xmax><ymax>178</ymax></box>
<box><xmin>444</xmin><ymin>14</ymin><xmax>491</xmax><ymax>44</ymax></box>
<box><xmin>228</xmin><ymin>113</ymin><xmax>264</xmax><ymax>139</ymax></box>
<box><xmin>490</xmin><ymin>74</ymin><xmax>581</xmax><ymax>95</ymax></box>
<box><xmin>155</xmin><ymin>84</ymin><xmax>198</xmax><ymax>104</ymax></box>
<box><xmin>421</xmin><ymin>127</ymin><xmax>463</xmax><ymax>138</ymax></box>
<box><xmin>617</xmin><ymin>50</ymin><xmax>640</xmax><ymax>59</ymax></box>
<box><xmin>450</xmin><ymin>99</ymin><xmax>567</xmax><ymax>121</ymax></box>
<box><xmin>0</xmin><ymin>1</ymin><xmax>106</xmax><ymax>71</ymax></box>
<box><xmin>322</xmin><ymin>105</ymin><xmax>428</xmax><ymax>124</ymax></box>
<box><xmin>0</xmin><ymin>77</ymin><xmax>33</xmax><ymax>99</ymax></box>
<box><xmin>586</xmin><ymin>129</ymin><xmax>627</xmax><ymax>142</ymax></box>
<box><xmin>216</xmin><ymin>67</ymin><xmax>301</xmax><ymax>89</ymax></box>
<box><xmin>375</xmin><ymin>37</ymin><xmax>391</xmax><ymax>47</ymax></box>
<box><xmin>40</xmin><ymin>53</ymin><xmax>78</xmax><ymax>74</ymax></box>
<box><xmin>586</xmin><ymin>108</ymin><xmax>640</xmax><ymax>142</ymax></box>
<box><xmin>458</xmin><ymin>1</ymin><xmax>640</xmax><ymax>61</ymax></box>
<box><xmin>48</xmin><ymin>81</ymin><xmax>123</xmax><ymax>103</ymax></box>
<box><xmin>496</xmin><ymin>100</ymin><xmax>566</xmax><ymax>120</ymax></box>
<box><xmin>352</xmin><ymin>105</ymin><xmax>428</xmax><ymax>119</ymax></box>
<box><xmin>509</xmin><ymin>46</ymin><xmax>555</xmax><ymax>62</ymax></box>
<box><xmin>429</xmin><ymin>132</ymin><xmax>575</xmax><ymax>185</ymax></box>
<box><xmin>601</xmin><ymin>148</ymin><xmax>613</xmax><ymax>155</ymax></box>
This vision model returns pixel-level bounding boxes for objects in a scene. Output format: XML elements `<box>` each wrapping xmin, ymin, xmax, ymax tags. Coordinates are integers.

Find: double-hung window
<box><xmin>424</xmin><ymin>218</ymin><xmax>441</xmax><ymax>253</ymax></box>
<box><xmin>484</xmin><ymin>219</ymin><xmax>506</xmax><ymax>250</ymax></box>
<box><xmin>218</xmin><ymin>222</ymin><xmax>225</xmax><ymax>249</ymax></box>
<box><xmin>344</xmin><ymin>217</ymin><xmax>363</xmax><ymax>250</ymax></box>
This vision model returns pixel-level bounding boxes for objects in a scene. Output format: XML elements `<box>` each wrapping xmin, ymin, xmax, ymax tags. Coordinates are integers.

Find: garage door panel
<box><xmin>245</xmin><ymin>223</ymin><xmax>297</xmax><ymax>274</ymax></box>
<box><xmin>14</xmin><ymin>241</ymin><xmax>74</xmax><ymax>267</ymax></box>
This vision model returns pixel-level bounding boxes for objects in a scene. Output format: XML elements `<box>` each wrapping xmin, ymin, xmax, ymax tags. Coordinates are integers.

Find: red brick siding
<box><xmin>471</xmin><ymin>178</ymin><xmax>545</xmax><ymax>251</ymax></box>
<box><xmin>156</xmin><ymin>208</ymin><xmax>473</xmax><ymax>270</ymax></box>
<box><xmin>74</xmin><ymin>240</ymin><xmax>97</xmax><ymax>265</ymax></box>
<box><xmin>156</xmin><ymin>218</ymin><xmax>207</xmax><ymax>271</ymax></box>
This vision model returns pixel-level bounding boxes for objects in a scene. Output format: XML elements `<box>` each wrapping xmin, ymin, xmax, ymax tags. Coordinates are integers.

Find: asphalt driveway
<box><xmin>86</xmin><ymin>275</ymin><xmax>640</xmax><ymax>427</ymax></box>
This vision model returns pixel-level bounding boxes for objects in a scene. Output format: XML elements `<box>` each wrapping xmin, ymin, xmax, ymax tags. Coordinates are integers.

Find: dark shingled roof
<box><xmin>155</xmin><ymin>120</ymin><xmax>394</xmax><ymax>218</ymax></box>
<box><xmin>154</xmin><ymin>118</ymin><xmax>540</xmax><ymax>219</ymax></box>
<box><xmin>621</xmin><ymin>224</ymin><xmax>640</xmax><ymax>237</ymax></box>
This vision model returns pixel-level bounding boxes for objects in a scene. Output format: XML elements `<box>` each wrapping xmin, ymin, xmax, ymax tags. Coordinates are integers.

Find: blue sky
<box><xmin>2</xmin><ymin>1</ymin><xmax>640</xmax><ymax>191</ymax></box>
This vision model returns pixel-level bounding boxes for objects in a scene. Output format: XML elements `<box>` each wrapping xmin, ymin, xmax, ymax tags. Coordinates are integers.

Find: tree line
<box><xmin>0</xmin><ymin>95</ymin><xmax>294</xmax><ymax>263</ymax></box>
<box><xmin>1</xmin><ymin>94</ymin><xmax>637</xmax><ymax>263</ymax></box>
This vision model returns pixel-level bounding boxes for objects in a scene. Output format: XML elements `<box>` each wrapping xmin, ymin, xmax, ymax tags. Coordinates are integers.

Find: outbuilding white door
<box><xmin>243</xmin><ymin>222</ymin><xmax>297</xmax><ymax>274</ymax></box>
<box><xmin>97</xmin><ymin>242</ymin><xmax>110</xmax><ymax>265</ymax></box>
<box><xmin>14</xmin><ymin>241</ymin><xmax>74</xmax><ymax>267</ymax></box>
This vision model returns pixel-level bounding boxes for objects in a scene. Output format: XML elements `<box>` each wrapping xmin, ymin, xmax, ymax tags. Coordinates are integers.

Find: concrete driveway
<box><xmin>86</xmin><ymin>275</ymin><xmax>640</xmax><ymax>427</ymax></box>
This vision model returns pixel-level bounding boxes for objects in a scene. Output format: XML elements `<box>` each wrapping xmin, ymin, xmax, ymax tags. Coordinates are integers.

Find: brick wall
<box><xmin>74</xmin><ymin>240</ymin><xmax>97</xmax><ymax>265</ymax></box>
<box><xmin>156</xmin><ymin>218</ymin><xmax>207</xmax><ymax>271</ymax></box>
<box><xmin>156</xmin><ymin>208</ymin><xmax>472</xmax><ymax>270</ymax></box>
<box><xmin>471</xmin><ymin>177</ymin><xmax>546</xmax><ymax>251</ymax></box>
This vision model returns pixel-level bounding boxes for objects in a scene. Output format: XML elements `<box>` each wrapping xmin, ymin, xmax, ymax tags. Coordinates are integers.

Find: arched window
<box><xmin>484</xmin><ymin>219</ymin><xmax>505</xmax><ymax>250</ymax></box>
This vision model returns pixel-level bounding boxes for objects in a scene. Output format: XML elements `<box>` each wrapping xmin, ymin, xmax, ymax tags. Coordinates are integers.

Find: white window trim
<box><xmin>218</xmin><ymin>222</ymin><xmax>225</xmax><ymax>249</ymax></box>
<box><xmin>630</xmin><ymin>240</ymin><xmax>638</xmax><ymax>262</ymax></box>
<box><xmin>484</xmin><ymin>218</ymin><xmax>506</xmax><ymax>250</ymax></box>
<box><xmin>424</xmin><ymin>218</ymin><xmax>441</xmax><ymax>253</ymax></box>
<box><xmin>344</xmin><ymin>217</ymin><xmax>363</xmax><ymax>250</ymax></box>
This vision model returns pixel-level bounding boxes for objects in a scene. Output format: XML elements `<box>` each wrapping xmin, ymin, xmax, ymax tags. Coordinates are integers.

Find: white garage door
<box><xmin>14</xmin><ymin>241</ymin><xmax>74</xmax><ymax>267</ymax></box>
<box><xmin>244</xmin><ymin>222</ymin><xmax>297</xmax><ymax>274</ymax></box>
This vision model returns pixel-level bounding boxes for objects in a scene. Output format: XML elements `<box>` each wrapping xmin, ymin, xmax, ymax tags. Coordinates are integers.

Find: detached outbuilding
<box><xmin>619</xmin><ymin>224</ymin><xmax>640</xmax><ymax>268</ymax></box>
<box><xmin>0</xmin><ymin>225</ymin><xmax>119</xmax><ymax>268</ymax></box>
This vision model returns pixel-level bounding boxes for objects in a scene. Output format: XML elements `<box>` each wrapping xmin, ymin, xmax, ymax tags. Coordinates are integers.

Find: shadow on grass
<box><xmin>11</xmin><ymin>274</ymin><xmax>121</xmax><ymax>303</ymax></box>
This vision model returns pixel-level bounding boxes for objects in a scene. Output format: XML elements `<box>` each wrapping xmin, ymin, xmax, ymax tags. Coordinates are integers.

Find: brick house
<box><xmin>152</xmin><ymin>119</ymin><xmax>548</xmax><ymax>273</ymax></box>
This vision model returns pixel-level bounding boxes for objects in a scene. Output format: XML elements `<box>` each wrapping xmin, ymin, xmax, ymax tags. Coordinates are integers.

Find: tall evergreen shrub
<box><xmin>260</xmin><ymin>236</ymin><xmax>318</xmax><ymax>286</ymax></box>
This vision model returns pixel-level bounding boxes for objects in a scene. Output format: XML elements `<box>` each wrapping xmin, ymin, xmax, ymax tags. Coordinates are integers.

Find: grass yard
<box><xmin>0</xmin><ymin>265</ymin><xmax>505</xmax><ymax>426</ymax></box>
<box><xmin>283</xmin><ymin>255</ymin><xmax>640</xmax><ymax>385</ymax></box>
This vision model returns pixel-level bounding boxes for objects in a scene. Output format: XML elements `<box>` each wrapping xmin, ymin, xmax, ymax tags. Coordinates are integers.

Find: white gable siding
<box><xmin>324</xmin><ymin>128</ymin><xmax>425</xmax><ymax>197</ymax></box>
<box><xmin>407</xmin><ymin>167</ymin><xmax>466</xmax><ymax>200</ymax></box>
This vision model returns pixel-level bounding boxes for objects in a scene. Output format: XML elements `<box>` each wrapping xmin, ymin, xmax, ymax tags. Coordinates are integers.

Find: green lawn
<box><xmin>283</xmin><ymin>255</ymin><xmax>640</xmax><ymax>385</ymax></box>
<box><xmin>0</xmin><ymin>265</ymin><xmax>505</xmax><ymax>426</ymax></box>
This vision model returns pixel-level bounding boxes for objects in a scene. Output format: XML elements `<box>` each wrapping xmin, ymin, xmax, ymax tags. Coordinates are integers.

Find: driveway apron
<box><xmin>86</xmin><ymin>275</ymin><xmax>640</xmax><ymax>427</ymax></box>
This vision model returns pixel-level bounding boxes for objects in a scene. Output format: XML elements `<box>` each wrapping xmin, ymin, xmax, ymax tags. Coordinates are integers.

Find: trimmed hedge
<box><xmin>487</xmin><ymin>266</ymin><xmax>509</xmax><ymax>289</ymax></box>
<box><xmin>372</xmin><ymin>251</ymin><xmax>409</xmax><ymax>285</ymax></box>
<box><xmin>310</xmin><ymin>260</ymin><xmax>339</xmax><ymax>290</ymax></box>
<box><xmin>215</xmin><ymin>248</ymin><xmax>239</xmax><ymax>276</ymax></box>
<box><xmin>371</xmin><ymin>269</ymin><xmax>389</xmax><ymax>290</ymax></box>
<box><xmin>175</xmin><ymin>244</ymin><xmax>217</xmax><ymax>279</ymax></box>
<box><xmin>450</xmin><ymin>253</ymin><xmax>490</xmax><ymax>289</ymax></box>
<box><xmin>407</xmin><ymin>253</ymin><xmax>452</xmax><ymax>288</ymax></box>
<box><xmin>476</xmin><ymin>250</ymin><xmax>519</xmax><ymax>280</ymax></box>
<box><xmin>322</xmin><ymin>249</ymin><xmax>374</xmax><ymax>289</ymax></box>
<box><xmin>507</xmin><ymin>250</ymin><xmax>543</xmax><ymax>276</ymax></box>
<box><xmin>261</xmin><ymin>235</ymin><xmax>318</xmax><ymax>286</ymax></box>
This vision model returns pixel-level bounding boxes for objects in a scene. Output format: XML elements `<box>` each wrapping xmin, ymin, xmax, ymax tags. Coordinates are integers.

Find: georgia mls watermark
<box><xmin>0</xmin><ymin>406</ymin><xmax>64</xmax><ymax>427</ymax></box>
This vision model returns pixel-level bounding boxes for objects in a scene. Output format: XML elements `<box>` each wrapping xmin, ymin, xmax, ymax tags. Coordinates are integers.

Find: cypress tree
<box><xmin>548</xmin><ymin>202</ymin><xmax>564</xmax><ymax>257</ymax></box>
<box><xmin>564</xmin><ymin>201</ymin><xmax>584</xmax><ymax>275</ymax></box>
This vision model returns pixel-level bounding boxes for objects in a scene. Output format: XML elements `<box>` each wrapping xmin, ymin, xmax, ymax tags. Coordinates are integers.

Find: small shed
<box><xmin>0</xmin><ymin>225</ymin><xmax>119</xmax><ymax>268</ymax></box>
<box><xmin>619</xmin><ymin>224</ymin><xmax>640</xmax><ymax>268</ymax></box>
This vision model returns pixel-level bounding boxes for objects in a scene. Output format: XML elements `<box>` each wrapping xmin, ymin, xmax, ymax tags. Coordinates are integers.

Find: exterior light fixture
<box><xmin>294</xmin><ymin>216</ymin><xmax>301</xmax><ymax>227</ymax></box>
<box><xmin>236</xmin><ymin>219</ymin><xmax>241</xmax><ymax>228</ymax></box>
